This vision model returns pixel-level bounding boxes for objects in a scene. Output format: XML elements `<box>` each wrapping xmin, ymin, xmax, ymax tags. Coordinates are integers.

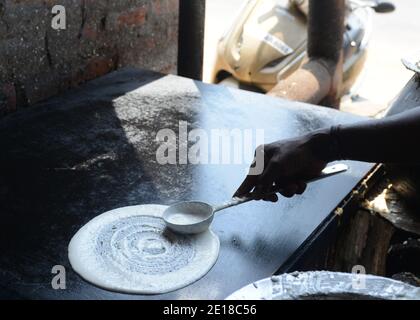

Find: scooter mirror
<box><xmin>373</xmin><ymin>1</ymin><xmax>396</xmax><ymax>13</ymax></box>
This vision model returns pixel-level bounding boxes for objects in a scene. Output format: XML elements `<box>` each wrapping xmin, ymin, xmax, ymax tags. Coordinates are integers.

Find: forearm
<box><xmin>313</xmin><ymin>107</ymin><xmax>420</xmax><ymax>164</ymax></box>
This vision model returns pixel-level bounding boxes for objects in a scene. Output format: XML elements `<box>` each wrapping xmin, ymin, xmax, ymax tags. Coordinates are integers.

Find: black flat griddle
<box><xmin>0</xmin><ymin>68</ymin><xmax>374</xmax><ymax>299</ymax></box>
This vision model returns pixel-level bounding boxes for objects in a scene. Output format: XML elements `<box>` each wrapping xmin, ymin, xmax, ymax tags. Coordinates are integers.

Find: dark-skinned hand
<box><xmin>233</xmin><ymin>131</ymin><xmax>331</xmax><ymax>201</ymax></box>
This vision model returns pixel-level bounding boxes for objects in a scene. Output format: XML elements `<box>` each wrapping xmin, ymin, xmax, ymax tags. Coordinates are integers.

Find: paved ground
<box><xmin>204</xmin><ymin>0</ymin><xmax>420</xmax><ymax>117</ymax></box>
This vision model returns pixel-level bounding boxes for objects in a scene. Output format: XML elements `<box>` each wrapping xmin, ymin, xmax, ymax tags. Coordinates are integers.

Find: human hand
<box><xmin>233</xmin><ymin>130</ymin><xmax>333</xmax><ymax>201</ymax></box>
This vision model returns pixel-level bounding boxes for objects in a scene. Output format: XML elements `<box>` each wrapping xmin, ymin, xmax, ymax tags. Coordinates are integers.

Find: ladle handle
<box><xmin>213</xmin><ymin>163</ymin><xmax>349</xmax><ymax>213</ymax></box>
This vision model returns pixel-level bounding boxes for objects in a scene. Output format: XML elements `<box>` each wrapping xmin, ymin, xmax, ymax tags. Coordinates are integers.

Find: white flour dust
<box><xmin>68</xmin><ymin>204</ymin><xmax>220</xmax><ymax>294</ymax></box>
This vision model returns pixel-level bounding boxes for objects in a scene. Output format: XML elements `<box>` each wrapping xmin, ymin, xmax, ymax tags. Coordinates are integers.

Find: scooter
<box><xmin>210</xmin><ymin>0</ymin><xmax>395</xmax><ymax>97</ymax></box>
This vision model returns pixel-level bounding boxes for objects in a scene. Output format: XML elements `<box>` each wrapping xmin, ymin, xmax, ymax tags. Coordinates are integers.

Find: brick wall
<box><xmin>0</xmin><ymin>0</ymin><xmax>179</xmax><ymax>116</ymax></box>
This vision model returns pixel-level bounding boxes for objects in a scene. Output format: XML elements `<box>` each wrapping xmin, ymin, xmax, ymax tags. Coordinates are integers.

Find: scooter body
<box><xmin>211</xmin><ymin>0</ymin><xmax>391</xmax><ymax>96</ymax></box>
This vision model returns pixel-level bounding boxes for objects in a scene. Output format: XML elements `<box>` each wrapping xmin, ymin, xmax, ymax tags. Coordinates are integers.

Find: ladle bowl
<box><xmin>163</xmin><ymin>163</ymin><xmax>349</xmax><ymax>235</ymax></box>
<box><xmin>163</xmin><ymin>201</ymin><xmax>215</xmax><ymax>234</ymax></box>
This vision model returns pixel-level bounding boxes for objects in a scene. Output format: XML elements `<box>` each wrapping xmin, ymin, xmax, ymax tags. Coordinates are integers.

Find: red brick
<box><xmin>146</xmin><ymin>37</ymin><xmax>156</xmax><ymax>50</ymax></box>
<box><xmin>152</xmin><ymin>0</ymin><xmax>179</xmax><ymax>15</ymax></box>
<box><xmin>117</xmin><ymin>7</ymin><xmax>147</xmax><ymax>28</ymax></box>
<box><xmin>169</xmin><ymin>28</ymin><xmax>178</xmax><ymax>42</ymax></box>
<box><xmin>85</xmin><ymin>57</ymin><xmax>116</xmax><ymax>81</ymax></box>
<box><xmin>151</xmin><ymin>0</ymin><xmax>162</xmax><ymax>15</ymax></box>
<box><xmin>160</xmin><ymin>63</ymin><xmax>176</xmax><ymax>74</ymax></box>
<box><xmin>168</xmin><ymin>0</ymin><xmax>179</xmax><ymax>13</ymax></box>
<box><xmin>81</xmin><ymin>25</ymin><xmax>97</xmax><ymax>40</ymax></box>
<box><xmin>0</xmin><ymin>1</ymin><xmax>179</xmax><ymax>115</ymax></box>
<box><xmin>24</xmin><ymin>79</ymin><xmax>60</xmax><ymax>106</ymax></box>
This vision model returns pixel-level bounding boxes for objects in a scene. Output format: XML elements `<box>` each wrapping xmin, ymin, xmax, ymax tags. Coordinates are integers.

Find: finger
<box><xmin>279</xmin><ymin>184</ymin><xmax>299</xmax><ymax>198</ymax></box>
<box><xmin>295</xmin><ymin>181</ymin><xmax>307</xmax><ymax>195</ymax></box>
<box><xmin>262</xmin><ymin>194</ymin><xmax>278</xmax><ymax>202</ymax></box>
<box><xmin>252</xmin><ymin>184</ymin><xmax>269</xmax><ymax>200</ymax></box>
<box><xmin>253</xmin><ymin>162</ymin><xmax>277</xmax><ymax>199</ymax></box>
<box><xmin>234</xmin><ymin>146</ymin><xmax>267</xmax><ymax>197</ymax></box>
<box><xmin>256</xmin><ymin>160</ymin><xmax>277</xmax><ymax>187</ymax></box>
<box><xmin>251</xmin><ymin>160</ymin><xmax>276</xmax><ymax>200</ymax></box>
<box><xmin>233</xmin><ymin>174</ymin><xmax>257</xmax><ymax>198</ymax></box>
<box><xmin>273</xmin><ymin>176</ymin><xmax>294</xmax><ymax>192</ymax></box>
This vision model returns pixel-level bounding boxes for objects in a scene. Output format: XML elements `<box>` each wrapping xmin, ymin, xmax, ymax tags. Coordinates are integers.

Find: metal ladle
<box><xmin>163</xmin><ymin>163</ymin><xmax>349</xmax><ymax>235</ymax></box>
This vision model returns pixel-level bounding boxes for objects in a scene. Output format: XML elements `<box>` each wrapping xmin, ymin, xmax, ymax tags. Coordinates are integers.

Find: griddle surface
<box><xmin>0</xmin><ymin>68</ymin><xmax>373</xmax><ymax>299</ymax></box>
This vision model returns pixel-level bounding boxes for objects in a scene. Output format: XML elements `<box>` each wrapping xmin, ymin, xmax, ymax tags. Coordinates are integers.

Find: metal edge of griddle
<box><xmin>275</xmin><ymin>163</ymin><xmax>386</xmax><ymax>274</ymax></box>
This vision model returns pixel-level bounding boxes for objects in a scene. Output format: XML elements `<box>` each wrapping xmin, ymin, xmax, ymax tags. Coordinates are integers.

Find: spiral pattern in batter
<box><xmin>69</xmin><ymin>205</ymin><xmax>220</xmax><ymax>294</ymax></box>
<box><xmin>95</xmin><ymin>215</ymin><xmax>196</xmax><ymax>275</ymax></box>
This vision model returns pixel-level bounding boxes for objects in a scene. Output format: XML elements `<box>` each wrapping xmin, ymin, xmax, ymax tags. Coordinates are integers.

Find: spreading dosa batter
<box><xmin>68</xmin><ymin>204</ymin><xmax>219</xmax><ymax>294</ymax></box>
